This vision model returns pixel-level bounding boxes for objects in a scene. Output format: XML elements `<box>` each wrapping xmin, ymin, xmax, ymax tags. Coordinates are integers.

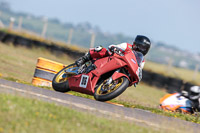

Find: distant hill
<box><xmin>0</xmin><ymin>1</ymin><xmax>200</xmax><ymax>70</ymax></box>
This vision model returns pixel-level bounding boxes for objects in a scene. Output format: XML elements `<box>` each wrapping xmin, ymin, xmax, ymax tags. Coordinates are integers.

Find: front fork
<box><xmin>100</xmin><ymin>69</ymin><xmax>121</xmax><ymax>92</ymax></box>
<box><xmin>104</xmin><ymin>69</ymin><xmax>120</xmax><ymax>86</ymax></box>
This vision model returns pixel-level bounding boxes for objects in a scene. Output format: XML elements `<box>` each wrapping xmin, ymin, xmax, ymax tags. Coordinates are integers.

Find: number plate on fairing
<box><xmin>79</xmin><ymin>75</ymin><xmax>89</xmax><ymax>88</ymax></box>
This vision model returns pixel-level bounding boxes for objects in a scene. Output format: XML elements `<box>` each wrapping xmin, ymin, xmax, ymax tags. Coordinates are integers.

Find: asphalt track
<box><xmin>0</xmin><ymin>79</ymin><xmax>200</xmax><ymax>132</ymax></box>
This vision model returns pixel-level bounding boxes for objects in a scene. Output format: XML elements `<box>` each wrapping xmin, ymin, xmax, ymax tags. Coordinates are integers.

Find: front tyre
<box><xmin>52</xmin><ymin>63</ymin><xmax>77</xmax><ymax>92</ymax></box>
<box><xmin>94</xmin><ymin>77</ymin><xmax>129</xmax><ymax>101</ymax></box>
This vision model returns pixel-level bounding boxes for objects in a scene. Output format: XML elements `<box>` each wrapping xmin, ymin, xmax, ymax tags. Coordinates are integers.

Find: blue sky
<box><xmin>5</xmin><ymin>0</ymin><xmax>200</xmax><ymax>53</ymax></box>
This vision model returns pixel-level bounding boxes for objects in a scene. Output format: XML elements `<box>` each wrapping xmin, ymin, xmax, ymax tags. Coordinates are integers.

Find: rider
<box><xmin>181</xmin><ymin>86</ymin><xmax>200</xmax><ymax>112</ymax></box>
<box><xmin>75</xmin><ymin>35</ymin><xmax>151</xmax><ymax>81</ymax></box>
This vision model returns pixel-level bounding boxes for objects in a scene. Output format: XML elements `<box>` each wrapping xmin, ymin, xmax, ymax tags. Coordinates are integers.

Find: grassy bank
<box><xmin>0</xmin><ymin>28</ymin><xmax>88</xmax><ymax>52</ymax></box>
<box><xmin>145</xmin><ymin>61</ymin><xmax>200</xmax><ymax>85</ymax></box>
<box><xmin>0</xmin><ymin>93</ymin><xmax>158</xmax><ymax>133</ymax></box>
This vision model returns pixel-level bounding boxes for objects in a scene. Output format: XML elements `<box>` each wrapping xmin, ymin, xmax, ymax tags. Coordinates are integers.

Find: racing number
<box><xmin>79</xmin><ymin>75</ymin><xmax>89</xmax><ymax>88</ymax></box>
<box><xmin>81</xmin><ymin>77</ymin><xmax>87</xmax><ymax>85</ymax></box>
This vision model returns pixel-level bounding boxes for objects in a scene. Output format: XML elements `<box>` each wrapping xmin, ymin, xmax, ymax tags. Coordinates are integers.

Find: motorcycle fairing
<box><xmin>68</xmin><ymin>73</ymin><xmax>94</xmax><ymax>95</ymax></box>
<box><xmin>160</xmin><ymin>93</ymin><xmax>193</xmax><ymax>113</ymax></box>
<box><xmin>93</xmin><ymin>56</ymin><xmax>127</xmax><ymax>76</ymax></box>
<box><xmin>68</xmin><ymin>51</ymin><xmax>140</xmax><ymax>95</ymax></box>
<box><xmin>111</xmin><ymin>71</ymin><xmax>131</xmax><ymax>84</ymax></box>
<box><xmin>121</xmin><ymin>52</ymin><xmax>140</xmax><ymax>82</ymax></box>
<box><xmin>179</xmin><ymin>107</ymin><xmax>193</xmax><ymax>113</ymax></box>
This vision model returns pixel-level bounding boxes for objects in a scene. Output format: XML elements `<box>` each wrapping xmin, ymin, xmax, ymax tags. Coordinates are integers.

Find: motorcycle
<box><xmin>160</xmin><ymin>93</ymin><xmax>194</xmax><ymax>113</ymax></box>
<box><xmin>52</xmin><ymin>50</ymin><xmax>143</xmax><ymax>101</ymax></box>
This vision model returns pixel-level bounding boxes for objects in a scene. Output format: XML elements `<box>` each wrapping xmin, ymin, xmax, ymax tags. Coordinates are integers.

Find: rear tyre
<box><xmin>52</xmin><ymin>63</ymin><xmax>77</xmax><ymax>92</ymax></box>
<box><xmin>94</xmin><ymin>76</ymin><xmax>129</xmax><ymax>101</ymax></box>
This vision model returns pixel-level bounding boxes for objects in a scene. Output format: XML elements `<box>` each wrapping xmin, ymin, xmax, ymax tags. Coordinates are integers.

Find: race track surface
<box><xmin>0</xmin><ymin>79</ymin><xmax>200</xmax><ymax>132</ymax></box>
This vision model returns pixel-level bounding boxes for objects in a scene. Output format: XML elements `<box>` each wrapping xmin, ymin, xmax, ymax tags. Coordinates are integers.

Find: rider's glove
<box><xmin>94</xmin><ymin>45</ymin><xmax>103</xmax><ymax>52</ymax></box>
<box><xmin>109</xmin><ymin>46</ymin><xmax>115</xmax><ymax>53</ymax></box>
<box><xmin>110</xmin><ymin>47</ymin><xmax>123</xmax><ymax>55</ymax></box>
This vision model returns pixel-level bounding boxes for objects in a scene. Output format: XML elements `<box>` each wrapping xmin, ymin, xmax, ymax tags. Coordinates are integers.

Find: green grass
<box><xmin>0</xmin><ymin>42</ymin><xmax>73</xmax><ymax>82</ymax></box>
<box><xmin>116</xmin><ymin>83</ymin><xmax>167</xmax><ymax>108</ymax></box>
<box><xmin>0</xmin><ymin>93</ymin><xmax>158</xmax><ymax>133</ymax></box>
<box><xmin>145</xmin><ymin>61</ymin><xmax>200</xmax><ymax>85</ymax></box>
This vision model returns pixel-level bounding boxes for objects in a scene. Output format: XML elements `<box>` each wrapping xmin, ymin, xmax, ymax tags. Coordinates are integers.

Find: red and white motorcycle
<box><xmin>52</xmin><ymin>50</ymin><xmax>143</xmax><ymax>101</ymax></box>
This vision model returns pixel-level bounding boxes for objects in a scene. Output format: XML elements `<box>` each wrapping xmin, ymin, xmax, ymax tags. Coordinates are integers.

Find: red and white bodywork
<box><xmin>68</xmin><ymin>50</ymin><xmax>141</xmax><ymax>95</ymax></box>
<box><xmin>53</xmin><ymin>47</ymin><xmax>144</xmax><ymax>101</ymax></box>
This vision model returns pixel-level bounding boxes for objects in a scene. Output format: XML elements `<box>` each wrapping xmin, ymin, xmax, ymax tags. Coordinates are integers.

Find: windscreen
<box><xmin>133</xmin><ymin>51</ymin><xmax>144</xmax><ymax>67</ymax></box>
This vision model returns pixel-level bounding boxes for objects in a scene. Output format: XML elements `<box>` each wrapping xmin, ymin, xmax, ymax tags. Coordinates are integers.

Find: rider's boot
<box><xmin>75</xmin><ymin>52</ymin><xmax>91</xmax><ymax>67</ymax></box>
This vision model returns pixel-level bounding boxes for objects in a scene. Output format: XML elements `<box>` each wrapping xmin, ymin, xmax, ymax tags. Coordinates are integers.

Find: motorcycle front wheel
<box><xmin>52</xmin><ymin>63</ymin><xmax>77</xmax><ymax>92</ymax></box>
<box><xmin>94</xmin><ymin>76</ymin><xmax>129</xmax><ymax>101</ymax></box>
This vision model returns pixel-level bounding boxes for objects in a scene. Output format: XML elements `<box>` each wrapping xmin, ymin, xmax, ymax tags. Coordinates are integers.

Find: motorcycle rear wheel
<box><xmin>94</xmin><ymin>76</ymin><xmax>129</xmax><ymax>101</ymax></box>
<box><xmin>52</xmin><ymin>63</ymin><xmax>77</xmax><ymax>92</ymax></box>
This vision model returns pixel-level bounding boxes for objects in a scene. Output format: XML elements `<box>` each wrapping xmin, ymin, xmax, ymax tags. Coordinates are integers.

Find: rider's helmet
<box><xmin>133</xmin><ymin>35</ymin><xmax>151</xmax><ymax>56</ymax></box>
<box><xmin>189</xmin><ymin>86</ymin><xmax>200</xmax><ymax>100</ymax></box>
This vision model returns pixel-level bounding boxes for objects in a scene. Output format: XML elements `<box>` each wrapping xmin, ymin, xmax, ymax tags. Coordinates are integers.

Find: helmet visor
<box><xmin>189</xmin><ymin>91</ymin><xmax>200</xmax><ymax>100</ymax></box>
<box><xmin>138</xmin><ymin>44</ymin><xmax>147</xmax><ymax>52</ymax></box>
<box><xmin>135</xmin><ymin>43</ymin><xmax>149</xmax><ymax>53</ymax></box>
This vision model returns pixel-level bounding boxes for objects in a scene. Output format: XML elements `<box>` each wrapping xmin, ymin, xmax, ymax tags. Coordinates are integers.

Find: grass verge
<box><xmin>0</xmin><ymin>93</ymin><xmax>158</xmax><ymax>133</ymax></box>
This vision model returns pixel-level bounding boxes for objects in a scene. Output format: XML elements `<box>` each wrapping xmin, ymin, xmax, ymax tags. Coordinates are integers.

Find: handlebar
<box><xmin>113</xmin><ymin>49</ymin><xmax>124</xmax><ymax>56</ymax></box>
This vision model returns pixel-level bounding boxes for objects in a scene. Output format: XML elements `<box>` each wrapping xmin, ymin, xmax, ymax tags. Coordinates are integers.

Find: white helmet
<box><xmin>189</xmin><ymin>86</ymin><xmax>200</xmax><ymax>100</ymax></box>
